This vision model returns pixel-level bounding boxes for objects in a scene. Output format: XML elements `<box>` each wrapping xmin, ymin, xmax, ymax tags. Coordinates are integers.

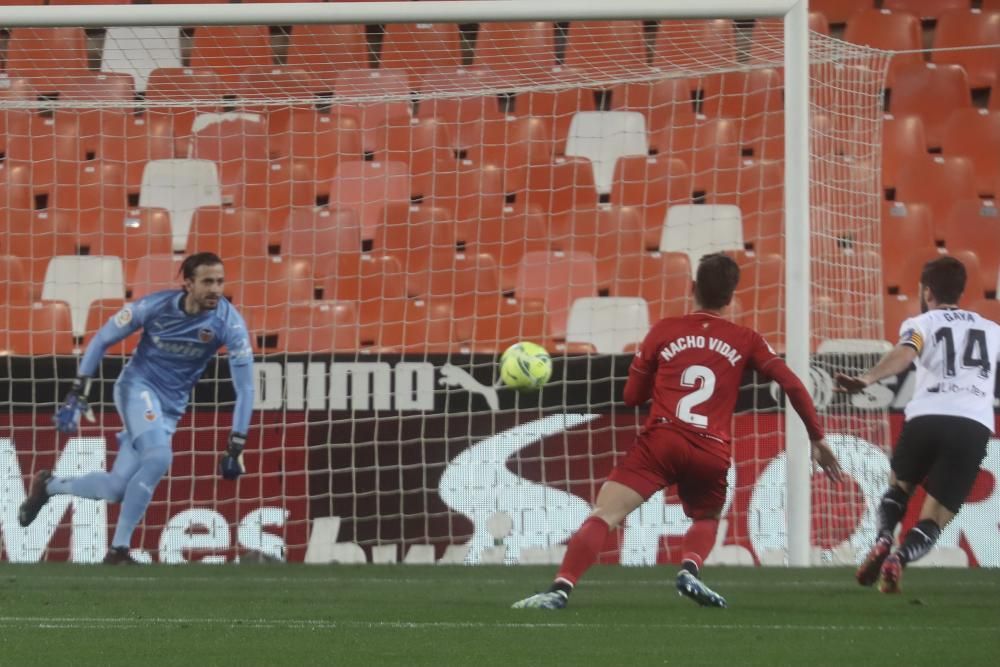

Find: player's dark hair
<box><xmin>920</xmin><ymin>256</ymin><xmax>965</xmax><ymax>304</ymax></box>
<box><xmin>179</xmin><ymin>252</ymin><xmax>224</xmax><ymax>281</ymax></box>
<box><xmin>694</xmin><ymin>253</ymin><xmax>740</xmax><ymax>310</ymax></box>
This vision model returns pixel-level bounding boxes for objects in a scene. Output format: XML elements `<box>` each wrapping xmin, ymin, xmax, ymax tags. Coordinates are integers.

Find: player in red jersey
<box><xmin>513</xmin><ymin>253</ymin><xmax>844</xmax><ymax>610</ymax></box>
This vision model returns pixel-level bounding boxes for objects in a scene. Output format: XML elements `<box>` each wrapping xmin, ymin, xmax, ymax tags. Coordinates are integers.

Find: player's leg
<box><xmin>512</xmin><ymin>430</ymin><xmax>668</xmax><ymax>609</ymax></box>
<box><xmin>879</xmin><ymin>418</ymin><xmax>989</xmax><ymax>594</ymax></box>
<box><xmin>675</xmin><ymin>446</ymin><xmax>729</xmax><ymax>608</ymax></box>
<box><xmin>46</xmin><ymin>431</ymin><xmax>140</xmax><ymax>502</ymax></box>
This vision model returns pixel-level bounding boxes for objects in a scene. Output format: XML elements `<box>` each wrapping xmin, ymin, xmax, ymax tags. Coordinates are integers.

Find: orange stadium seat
<box><xmin>521</xmin><ymin>156</ymin><xmax>599</xmax><ymax>214</ymax></box>
<box><xmin>940</xmin><ymin>200</ymin><xmax>1000</xmax><ymax>294</ymax></box>
<box><xmin>942</xmin><ymin>108</ymin><xmax>1000</xmax><ymax>196</ymax></box>
<box><xmin>515</xmin><ymin>250</ymin><xmax>599</xmax><ymax>339</ymax></box>
<box><xmin>252</xmin><ymin>301</ymin><xmax>359</xmax><ymax>354</ymax></box>
<box><xmin>930</xmin><ymin>9</ymin><xmax>1000</xmax><ymax>90</ymax></box>
<box><xmin>564</xmin><ymin>21</ymin><xmax>648</xmax><ymax>75</ymax></box>
<box><xmin>423</xmin><ymin>161</ymin><xmax>507</xmax><ymax>228</ymax></box>
<box><xmin>86</xmin><ymin>111</ymin><xmax>174</xmax><ymax>192</ymax></box>
<box><xmin>548</xmin><ymin>205</ymin><xmax>646</xmax><ymax>290</ymax></box>
<box><xmin>417</xmin><ymin>73</ymin><xmax>507</xmax><ymax>136</ymax></box>
<box><xmin>234</xmin><ymin>66</ymin><xmax>325</xmax><ymax>110</ymax></box>
<box><xmin>610</xmin><ymin>251</ymin><xmax>691</xmax><ymax>321</ymax></box>
<box><xmin>611</xmin><ymin>155</ymin><xmax>692</xmax><ymax>248</ymax></box>
<box><xmin>374</xmin><ymin>203</ymin><xmax>457</xmax><ymax>252</ymax></box>
<box><xmin>889</xmin><ymin>63</ymin><xmax>972</xmax><ymax>149</ymax></box>
<box><xmin>404</xmin><ymin>250</ymin><xmax>502</xmax><ymax>301</ymax></box>
<box><xmin>234</xmin><ymin>157</ymin><xmax>320</xmax><ymax>222</ymax></box>
<box><xmin>0</xmin><ymin>255</ymin><xmax>32</xmax><ymax>306</ymax></box>
<box><xmin>706</xmin><ymin>158</ymin><xmax>784</xmax><ymax>255</ymax></box>
<box><xmin>652</xmin><ymin>20</ymin><xmax>736</xmax><ymax>71</ymax></box>
<box><xmin>811</xmin><ymin>0</ymin><xmax>874</xmax><ymax>24</ymax></box>
<box><xmin>286</xmin><ymin>24</ymin><xmax>370</xmax><ymax>82</ymax></box>
<box><xmin>883</xmin><ymin>295</ymin><xmax>921</xmax><ymax>342</ymax></box>
<box><xmin>881</xmin><ymin>201</ymin><xmax>937</xmax><ymax>293</ymax></box>
<box><xmin>517</xmin><ymin>83</ymin><xmax>597</xmax><ymax>154</ymax></box>
<box><xmin>50</xmin><ymin>161</ymin><xmax>129</xmax><ymax>221</ymax></box>
<box><xmin>3</xmin><ymin>210</ymin><xmax>78</xmax><ymax>292</ymax></box>
<box><xmin>55</xmin><ymin>72</ymin><xmax>136</xmax><ymax>106</ymax></box>
<box><xmin>473</xmin><ymin>22</ymin><xmax>555</xmax><ymax>76</ymax></box>
<box><xmin>361</xmin><ymin>298</ymin><xmax>459</xmax><ymax>353</ymax></box>
<box><xmin>281</xmin><ymin>207</ymin><xmax>362</xmax><ymax>260</ymax></box>
<box><xmin>5</xmin><ymin>28</ymin><xmax>88</xmax><ymax>86</ymax></box>
<box><xmin>0</xmin><ymin>301</ymin><xmax>76</xmax><ymax>356</ymax></box>
<box><xmin>189</xmin><ymin>116</ymin><xmax>270</xmax><ymax>199</ymax></box>
<box><xmin>129</xmin><ymin>254</ymin><xmax>182</xmax><ymax>299</ymax></box>
<box><xmin>883</xmin><ymin>1</ymin><xmax>971</xmax><ymax>20</ymax></box>
<box><xmin>83</xmin><ymin>298</ymin><xmax>137</xmax><ymax>356</ymax></box>
<box><xmin>4</xmin><ymin>111</ymin><xmax>86</xmax><ymax>187</ymax></box>
<box><xmin>381</xmin><ymin>23</ymin><xmax>462</xmax><ymax>74</ymax></box>
<box><xmin>372</xmin><ymin>116</ymin><xmax>454</xmax><ymax>178</ymax></box>
<box><xmin>454</xmin><ymin>295</ymin><xmax>548</xmax><ymax>353</ymax></box>
<box><xmin>334</xmin><ymin>68</ymin><xmax>412</xmax><ymax>151</ymax></box>
<box><xmin>733</xmin><ymin>251</ymin><xmax>784</xmax><ymax>309</ymax></box>
<box><xmin>329</xmin><ymin>160</ymin><xmax>411</xmax><ymax>239</ymax></box>
<box><xmin>85</xmin><ymin>208</ymin><xmax>174</xmax><ymax>286</ymax></box>
<box><xmin>190</xmin><ymin>26</ymin><xmax>274</xmax><ymax>82</ymax></box>
<box><xmin>462</xmin><ymin>116</ymin><xmax>554</xmax><ymax>176</ymax></box>
<box><xmin>610</xmin><ymin>78</ymin><xmax>696</xmax><ymax>138</ymax></box>
<box><xmin>267</xmin><ymin>109</ymin><xmax>364</xmax><ymax>183</ymax></box>
<box><xmin>227</xmin><ymin>256</ymin><xmax>313</xmax><ymax>315</ymax></box>
<box><xmin>318</xmin><ymin>253</ymin><xmax>407</xmax><ymax>302</ymax></box>
<box><xmin>186</xmin><ymin>207</ymin><xmax>270</xmax><ymax>260</ymax></box>
<box><xmin>844</xmin><ymin>9</ymin><xmax>923</xmax><ymax>82</ymax></box>
<box><xmin>895</xmin><ymin>154</ymin><xmax>978</xmax><ymax>222</ymax></box>
<box><xmin>145</xmin><ymin>68</ymin><xmax>224</xmax><ymax>140</ymax></box>
<box><xmin>968</xmin><ymin>297</ymin><xmax>1000</xmax><ymax>322</ymax></box>
<box><xmin>879</xmin><ymin>114</ymin><xmax>928</xmax><ymax>194</ymax></box>
<box><xmin>465</xmin><ymin>205</ymin><xmax>548</xmax><ymax>292</ymax></box>
<box><xmin>657</xmin><ymin>116</ymin><xmax>741</xmax><ymax>197</ymax></box>
<box><xmin>699</xmin><ymin>68</ymin><xmax>782</xmax><ymax>122</ymax></box>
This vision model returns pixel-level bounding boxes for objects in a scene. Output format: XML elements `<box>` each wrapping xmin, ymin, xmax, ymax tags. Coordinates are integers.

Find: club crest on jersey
<box><xmin>143</xmin><ymin>409</ymin><xmax>156</xmax><ymax>422</ymax></box>
<box><xmin>114</xmin><ymin>307</ymin><xmax>133</xmax><ymax>328</ymax></box>
<box><xmin>198</xmin><ymin>328</ymin><xmax>214</xmax><ymax>343</ymax></box>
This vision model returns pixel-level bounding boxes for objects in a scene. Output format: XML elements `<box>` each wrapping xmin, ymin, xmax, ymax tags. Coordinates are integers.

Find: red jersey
<box><xmin>625</xmin><ymin>311</ymin><xmax>824</xmax><ymax>460</ymax></box>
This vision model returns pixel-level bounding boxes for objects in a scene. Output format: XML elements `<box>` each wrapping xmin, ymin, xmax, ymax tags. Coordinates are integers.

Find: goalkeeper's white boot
<box><xmin>511</xmin><ymin>590</ymin><xmax>569</xmax><ymax>610</ymax></box>
<box><xmin>676</xmin><ymin>571</ymin><xmax>728</xmax><ymax>608</ymax></box>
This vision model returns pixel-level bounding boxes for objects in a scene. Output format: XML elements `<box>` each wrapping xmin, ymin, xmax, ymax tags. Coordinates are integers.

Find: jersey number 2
<box><xmin>676</xmin><ymin>365</ymin><xmax>716</xmax><ymax>427</ymax></box>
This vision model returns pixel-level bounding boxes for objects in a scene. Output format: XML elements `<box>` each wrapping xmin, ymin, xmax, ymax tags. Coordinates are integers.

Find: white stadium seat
<box><xmin>659</xmin><ymin>204</ymin><xmax>744</xmax><ymax>275</ymax></box>
<box><xmin>566</xmin><ymin>296</ymin><xmax>650</xmax><ymax>353</ymax></box>
<box><xmin>42</xmin><ymin>256</ymin><xmax>126</xmax><ymax>337</ymax></box>
<box><xmin>139</xmin><ymin>159</ymin><xmax>223</xmax><ymax>251</ymax></box>
<box><xmin>101</xmin><ymin>27</ymin><xmax>181</xmax><ymax>92</ymax></box>
<box><xmin>565</xmin><ymin>111</ymin><xmax>649</xmax><ymax>195</ymax></box>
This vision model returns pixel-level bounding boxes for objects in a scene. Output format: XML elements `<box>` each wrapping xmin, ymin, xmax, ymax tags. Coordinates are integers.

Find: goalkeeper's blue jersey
<box><xmin>79</xmin><ymin>290</ymin><xmax>254</xmax><ymax>427</ymax></box>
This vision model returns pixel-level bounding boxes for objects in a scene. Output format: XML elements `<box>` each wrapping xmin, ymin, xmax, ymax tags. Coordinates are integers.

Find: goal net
<box><xmin>0</xmin><ymin>5</ymin><xmax>893</xmax><ymax>566</ymax></box>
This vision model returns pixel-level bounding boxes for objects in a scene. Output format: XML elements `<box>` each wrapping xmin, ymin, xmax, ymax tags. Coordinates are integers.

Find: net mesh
<box><xmin>0</xmin><ymin>18</ymin><xmax>893</xmax><ymax>565</ymax></box>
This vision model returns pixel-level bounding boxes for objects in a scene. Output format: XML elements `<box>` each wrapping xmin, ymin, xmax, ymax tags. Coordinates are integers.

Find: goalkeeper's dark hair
<box><xmin>179</xmin><ymin>252</ymin><xmax>224</xmax><ymax>281</ymax></box>
<box><xmin>921</xmin><ymin>255</ymin><xmax>965</xmax><ymax>304</ymax></box>
<box><xmin>694</xmin><ymin>253</ymin><xmax>740</xmax><ymax>310</ymax></box>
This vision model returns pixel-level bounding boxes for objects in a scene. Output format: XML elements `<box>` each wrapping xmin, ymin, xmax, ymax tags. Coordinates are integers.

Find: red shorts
<box><xmin>607</xmin><ymin>425</ymin><xmax>729</xmax><ymax>519</ymax></box>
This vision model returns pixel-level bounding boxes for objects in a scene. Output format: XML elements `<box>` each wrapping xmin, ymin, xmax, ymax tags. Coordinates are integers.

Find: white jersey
<box><xmin>898</xmin><ymin>307</ymin><xmax>1000</xmax><ymax>432</ymax></box>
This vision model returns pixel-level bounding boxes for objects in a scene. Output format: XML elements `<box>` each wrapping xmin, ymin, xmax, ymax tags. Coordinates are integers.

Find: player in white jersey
<box><xmin>836</xmin><ymin>256</ymin><xmax>997</xmax><ymax>593</ymax></box>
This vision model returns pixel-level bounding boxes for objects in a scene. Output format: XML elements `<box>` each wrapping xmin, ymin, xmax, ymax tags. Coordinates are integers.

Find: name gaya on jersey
<box><xmin>899</xmin><ymin>308</ymin><xmax>1000</xmax><ymax>432</ymax></box>
<box><xmin>111</xmin><ymin>290</ymin><xmax>253</xmax><ymax>404</ymax></box>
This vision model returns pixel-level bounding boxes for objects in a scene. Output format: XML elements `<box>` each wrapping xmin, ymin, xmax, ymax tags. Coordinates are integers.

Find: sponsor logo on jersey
<box><xmin>114</xmin><ymin>307</ymin><xmax>133</xmax><ymax>328</ymax></box>
<box><xmin>198</xmin><ymin>328</ymin><xmax>214</xmax><ymax>343</ymax></box>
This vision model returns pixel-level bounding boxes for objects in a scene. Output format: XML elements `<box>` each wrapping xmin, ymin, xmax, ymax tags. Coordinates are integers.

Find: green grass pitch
<box><xmin>0</xmin><ymin>564</ymin><xmax>996</xmax><ymax>667</ymax></box>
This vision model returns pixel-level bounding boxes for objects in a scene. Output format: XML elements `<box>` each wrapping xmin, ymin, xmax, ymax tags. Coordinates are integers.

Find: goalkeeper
<box><xmin>18</xmin><ymin>252</ymin><xmax>255</xmax><ymax>565</ymax></box>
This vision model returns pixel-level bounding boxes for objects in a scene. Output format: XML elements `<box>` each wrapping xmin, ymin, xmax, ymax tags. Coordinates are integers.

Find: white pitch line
<box><xmin>0</xmin><ymin>617</ymin><xmax>994</xmax><ymax>633</ymax></box>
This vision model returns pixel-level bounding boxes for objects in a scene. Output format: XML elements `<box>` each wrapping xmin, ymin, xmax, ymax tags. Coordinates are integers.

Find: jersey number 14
<box><xmin>934</xmin><ymin>327</ymin><xmax>991</xmax><ymax>379</ymax></box>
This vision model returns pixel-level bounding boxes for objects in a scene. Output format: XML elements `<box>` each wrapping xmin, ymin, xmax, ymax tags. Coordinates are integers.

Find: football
<box><xmin>499</xmin><ymin>342</ymin><xmax>553</xmax><ymax>391</ymax></box>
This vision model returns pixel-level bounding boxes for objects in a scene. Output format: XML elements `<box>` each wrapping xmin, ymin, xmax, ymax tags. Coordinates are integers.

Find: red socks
<box><xmin>555</xmin><ymin>516</ymin><xmax>611</xmax><ymax>586</ymax></box>
<box><xmin>681</xmin><ymin>518</ymin><xmax>719</xmax><ymax>573</ymax></box>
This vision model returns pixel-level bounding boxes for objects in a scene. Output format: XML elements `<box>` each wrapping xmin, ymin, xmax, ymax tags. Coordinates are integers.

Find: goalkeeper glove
<box><xmin>54</xmin><ymin>377</ymin><xmax>95</xmax><ymax>434</ymax></box>
<box><xmin>219</xmin><ymin>432</ymin><xmax>247</xmax><ymax>480</ymax></box>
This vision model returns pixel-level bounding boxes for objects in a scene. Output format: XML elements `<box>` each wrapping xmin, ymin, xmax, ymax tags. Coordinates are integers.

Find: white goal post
<box><xmin>0</xmin><ymin>1</ymin><xmax>891</xmax><ymax>567</ymax></box>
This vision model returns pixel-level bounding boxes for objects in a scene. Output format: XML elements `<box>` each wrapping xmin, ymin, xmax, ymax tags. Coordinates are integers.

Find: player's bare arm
<box><xmin>834</xmin><ymin>344</ymin><xmax>918</xmax><ymax>394</ymax></box>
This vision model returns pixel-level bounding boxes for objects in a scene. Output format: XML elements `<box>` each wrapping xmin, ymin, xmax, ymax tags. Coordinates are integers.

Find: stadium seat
<box><xmin>811</xmin><ymin>0</ymin><xmax>873</xmax><ymax>25</ymax></box>
<box><xmin>521</xmin><ymin>156</ymin><xmax>599</xmax><ymax>214</ymax></box>
<box><xmin>408</xmin><ymin>251</ymin><xmax>502</xmax><ymax>301</ymax></box>
<box><xmin>188</xmin><ymin>114</ymin><xmax>270</xmax><ymax>201</ymax></box>
<box><xmin>374</xmin><ymin>203</ymin><xmax>456</xmax><ymax>251</ymax></box>
<box><xmin>733</xmin><ymin>252</ymin><xmax>784</xmax><ymax>312</ymax></box>
<box><xmin>462</xmin><ymin>116</ymin><xmax>554</xmax><ymax>176</ymax></box>
<box><xmin>335</xmin><ymin>68</ymin><xmax>413</xmax><ymax>151</ymax></box>
<box><xmin>145</xmin><ymin>68</ymin><xmax>225</xmax><ymax>140</ymax></box>
<box><xmin>930</xmin><ymin>9</ymin><xmax>1000</xmax><ymax>90</ymax></box>
<box><xmin>883</xmin><ymin>294</ymin><xmax>920</xmax><ymax>341</ymax></box>
<box><xmin>372</xmin><ymin>116</ymin><xmax>454</xmax><ymax>179</ymax></box>
<box><xmin>234</xmin><ymin>66</ymin><xmax>326</xmax><ymax>110</ymax></box>
<box><xmin>609</xmin><ymin>251</ymin><xmax>692</xmax><ymax>321</ymax></box>
<box><xmin>362</xmin><ymin>298</ymin><xmax>460</xmax><ymax>353</ymax></box>
<box><xmin>517</xmin><ymin>84</ymin><xmax>597</xmax><ymax>154</ymax></box>
<box><xmin>465</xmin><ymin>205</ymin><xmax>548</xmax><ymax>292</ymax></box>
<box><xmin>843</xmin><ymin>9</ymin><xmax>923</xmax><ymax>82</ymax></box>
<box><xmin>2</xmin><ymin>209</ymin><xmax>79</xmax><ymax>292</ymax></box>
<box><xmin>941</xmin><ymin>108</ymin><xmax>1000</xmax><ymax>196</ymax></box>
<box><xmin>85</xmin><ymin>111</ymin><xmax>174</xmax><ymax>192</ymax></box>
<box><xmin>190</xmin><ymin>26</ymin><xmax>274</xmax><ymax>82</ymax></box>
<box><xmin>881</xmin><ymin>201</ymin><xmax>936</xmax><ymax>293</ymax></box>
<box><xmin>138</xmin><ymin>159</ymin><xmax>223</xmax><ymax>251</ymax></box>
<box><xmin>453</xmin><ymin>295</ymin><xmax>547</xmax><ymax>353</ymax></box>
<box><xmin>901</xmin><ymin>248</ymin><xmax>985</xmax><ymax>300</ymax></box>
<box><xmin>41</xmin><ymin>256</ymin><xmax>126</xmax><ymax>337</ymax></box>
<box><xmin>130</xmin><ymin>254</ymin><xmax>183</xmax><ymax>300</ymax></box>
<box><xmin>565</xmin><ymin>297</ymin><xmax>650</xmax><ymax>353</ymax></box>
<box><xmin>286</xmin><ymin>24</ymin><xmax>370</xmax><ymax>82</ymax></box>
<box><xmin>889</xmin><ymin>63</ymin><xmax>973</xmax><ymax>149</ymax></box>
<box><xmin>659</xmin><ymin>204</ymin><xmax>744</xmax><ymax>272</ymax></box>
<box><xmin>473</xmin><ymin>22</ymin><xmax>555</xmax><ymax>77</ymax></box>
<box><xmin>329</xmin><ymin>160</ymin><xmax>410</xmax><ymax>239</ymax></box>
<box><xmin>940</xmin><ymin>200</ymin><xmax>1000</xmax><ymax>294</ymax></box>
<box><xmin>281</xmin><ymin>207</ymin><xmax>362</xmax><ymax>260</ymax></box>
<box><xmin>252</xmin><ymin>301</ymin><xmax>360</xmax><ymax>354</ymax></box>
<box><xmin>749</xmin><ymin>14</ymin><xmax>830</xmax><ymax>65</ymax></box>
<box><xmin>515</xmin><ymin>251</ymin><xmax>600</xmax><ymax>339</ymax></box>
<box><xmin>51</xmin><ymin>161</ymin><xmax>129</xmax><ymax>220</ymax></box>
<box><xmin>652</xmin><ymin>20</ymin><xmax>736</xmax><ymax>71</ymax></box>
<box><xmin>4</xmin><ymin>111</ymin><xmax>86</xmax><ymax>186</ymax></box>
<box><xmin>227</xmin><ymin>256</ymin><xmax>313</xmax><ymax>316</ymax></box>
<box><xmin>186</xmin><ymin>207</ymin><xmax>270</xmax><ymax>260</ymax></box>
<box><xmin>267</xmin><ymin>109</ymin><xmax>364</xmax><ymax>183</ymax></box>
<box><xmin>564</xmin><ymin>21</ymin><xmax>648</xmax><ymax>75</ymax></box>
<box><xmin>609</xmin><ymin>78</ymin><xmax>696</xmax><ymax>138</ymax></box>
<box><xmin>705</xmin><ymin>158</ymin><xmax>784</xmax><ymax>256</ymax></box>
<box><xmin>236</xmin><ymin>157</ymin><xmax>321</xmax><ymax>221</ymax></box>
<box><xmin>419</xmin><ymin>161</ymin><xmax>507</xmax><ymax>227</ymax></box>
<box><xmin>895</xmin><ymin>154</ymin><xmax>977</xmax><ymax>223</ymax></box>
<box><xmin>654</xmin><ymin>116</ymin><xmax>742</xmax><ymax>196</ymax></box>
<box><xmin>0</xmin><ymin>255</ymin><xmax>32</xmax><ymax>306</ymax></box>
<box><xmin>101</xmin><ymin>27</ymin><xmax>182</xmax><ymax>93</ymax></box>
<box><xmin>564</xmin><ymin>111</ymin><xmax>649</xmax><ymax>195</ymax></box>
<box><xmin>880</xmin><ymin>114</ymin><xmax>928</xmax><ymax>194</ymax></box>
<box><xmin>417</xmin><ymin>77</ymin><xmax>508</xmax><ymax>141</ymax></box>
<box><xmin>968</xmin><ymin>297</ymin><xmax>1000</xmax><ymax>323</ymax></box>
<box><xmin>699</xmin><ymin>68</ymin><xmax>783</xmax><ymax>121</ymax></box>
<box><xmin>380</xmin><ymin>23</ymin><xmax>462</xmax><ymax>74</ymax></box>
<box><xmin>83</xmin><ymin>298</ymin><xmax>136</xmax><ymax>356</ymax></box>
<box><xmin>610</xmin><ymin>155</ymin><xmax>692</xmax><ymax>248</ymax></box>
<box><xmin>5</xmin><ymin>28</ymin><xmax>88</xmax><ymax>86</ymax></box>
<box><xmin>548</xmin><ymin>205</ymin><xmax>646</xmax><ymax>290</ymax></box>
<box><xmin>85</xmin><ymin>208</ymin><xmax>174</xmax><ymax>287</ymax></box>
<box><xmin>0</xmin><ymin>301</ymin><xmax>76</xmax><ymax>356</ymax></box>
<box><xmin>318</xmin><ymin>253</ymin><xmax>407</xmax><ymax>302</ymax></box>
<box><xmin>883</xmin><ymin>1</ymin><xmax>971</xmax><ymax>20</ymax></box>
